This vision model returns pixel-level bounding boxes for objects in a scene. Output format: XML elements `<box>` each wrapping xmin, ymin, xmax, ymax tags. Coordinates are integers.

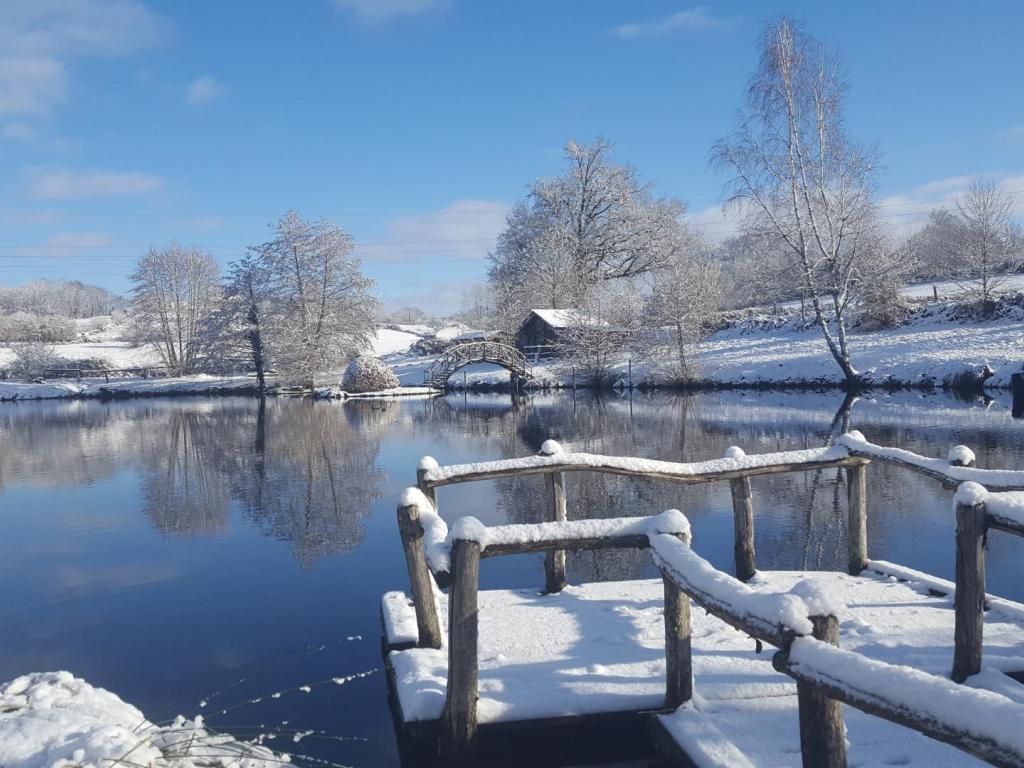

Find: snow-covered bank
<box><xmin>0</xmin><ymin>672</ymin><xmax>283</xmax><ymax>768</ymax></box>
<box><xmin>0</xmin><ymin>375</ymin><xmax>264</xmax><ymax>401</ymax></box>
<box><xmin>386</xmin><ymin>298</ymin><xmax>1024</xmax><ymax>392</ymax></box>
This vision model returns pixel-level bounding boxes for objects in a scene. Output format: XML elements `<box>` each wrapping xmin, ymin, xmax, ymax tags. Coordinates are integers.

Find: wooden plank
<box><xmin>425</xmin><ymin>457</ymin><xmax>866</xmax><ymax>489</ymax></box>
<box><xmin>396</xmin><ymin>501</ymin><xmax>443</xmax><ymax>649</ymax></box>
<box><xmin>443</xmin><ymin>538</ymin><xmax>481</xmax><ymax>761</ymax></box>
<box><xmin>987</xmin><ymin>512</ymin><xmax>1024</xmax><ymax>537</ymax></box>
<box><xmin>796</xmin><ymin>615</ymin><xmax>847</xmax><ymax>768</ymax></box>
<box><xmin>953</xmin><ymin>499</ymin><xmax>987</xmax><ymax>682</ymax></box>
<box><xmin>662</xmin><ymin>569</ymin><xmax>693</xmax><ymax>708</ymax></box>
<box><xmin>847</xmin><ymin>463</ymin><xmax>868</xmax><ymax>575</ymax></box>
<box><xmin>543</xmin><ymin>472</ymin><xmax>568</xmax><ymax>593</ymax></box>
<box><xmin>730</xmin><ymin>476</ymin><xmax>756</xmax><ymax>581</ymax></box>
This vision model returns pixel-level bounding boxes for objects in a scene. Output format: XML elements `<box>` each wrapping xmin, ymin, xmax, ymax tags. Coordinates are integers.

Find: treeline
<box><xmin>467</xmin><ymin>17</ymin><xmax>1022</xmax><ymax>387</ymax></box>
<box><xmin>0</xmin><ymin>280</ymin><xmax>124</xmax><ymax>342</ymax></box>
<box><xmin>129</xmin><ymin>211</ymin><xmax>378</xmax><ymax>388</ymax></box>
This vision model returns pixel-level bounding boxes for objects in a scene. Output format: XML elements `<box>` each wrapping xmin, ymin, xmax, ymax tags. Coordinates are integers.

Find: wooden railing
<box><xmin>396</xmin><ymin>434</ymin><xmax>1024</xmax><ymax>765</ymax></box>
<box><xmin>952</xmin><ymin>484</ymin><xmax>1024</xmax><ymax>682</ymax></box>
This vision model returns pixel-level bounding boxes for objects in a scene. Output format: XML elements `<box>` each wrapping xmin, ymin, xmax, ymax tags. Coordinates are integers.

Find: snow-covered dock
<box><xmin>381</xmin><ymin>437</ymin><xmax>1024</xmax><ymax>766</ymax></box>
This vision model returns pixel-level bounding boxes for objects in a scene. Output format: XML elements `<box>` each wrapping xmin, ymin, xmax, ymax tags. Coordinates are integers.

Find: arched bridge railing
<box><xmin>423</xmin><ymin>342</ymin><xmax>533</xmax><ymax>388</ymax></box>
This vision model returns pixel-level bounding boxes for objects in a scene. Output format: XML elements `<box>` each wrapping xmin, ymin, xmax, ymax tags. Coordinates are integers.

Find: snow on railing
<box><xmin>420</xmin><ymin>442</ymin><xmax>857</xmax><ymax>487</ymax></box>
<box><xmin>777</xmin><ymin>638</ymin><xmax>1024</xmax><ymax>768</ymax></box>
<box><xmin>839</xmin><ymin>431</ymin><xmax>1024</xmax><ymax>490</ymax></box>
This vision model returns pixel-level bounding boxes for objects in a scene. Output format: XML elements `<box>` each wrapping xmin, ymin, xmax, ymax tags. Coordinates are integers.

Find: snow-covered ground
<box><xmin>0</xmin><ymin>671</ymin><xmax>283</xmax><ymax>768</ymax></box>
<box><xmin>384</xmin><ymin>569</ymin><xmax>1024</xmax><ymax>765</ymax></box>
<box><xmin>384</xmin><ymin>297</ymin><xmax>1024</xmax><ymax>390</ymax></box>
<box><xmin>0</xmin><ymin>375</ymin><xmax>264</xmax><ymax>401</ymax></box>
<box><xmin>698</xmin><ymin>306</ymin><xmax>1024</xmax><ymax>388</ymax></box>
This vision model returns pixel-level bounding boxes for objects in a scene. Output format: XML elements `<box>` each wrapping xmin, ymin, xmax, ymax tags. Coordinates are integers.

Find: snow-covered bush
<box><xmin>2</xmin><ymin>342</ymin><xmax>64</xmax><ymax>380</ymax></box>
<box><xmin>341</xmin><ymin>355</ymin><xmax>399</xmax><ymax>393</ymax></box>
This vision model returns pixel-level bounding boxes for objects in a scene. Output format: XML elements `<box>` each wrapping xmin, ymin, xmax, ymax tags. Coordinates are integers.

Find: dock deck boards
<box><xmin>382</xmin><ymin>568</ymin><xmax>1024</xmax><ymax>766</ymax></box>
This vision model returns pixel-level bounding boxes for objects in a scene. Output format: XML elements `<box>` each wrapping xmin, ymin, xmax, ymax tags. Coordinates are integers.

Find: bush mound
<box><xmin>341</xmin><ymin>355</ymin><xmax>400</xmax><ymax>393</ymax></box>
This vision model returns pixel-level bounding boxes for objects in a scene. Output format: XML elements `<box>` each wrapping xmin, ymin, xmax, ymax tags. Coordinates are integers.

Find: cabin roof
<box><xmin>526</xmin><ymin>308</ymin><xmax>609</xmax><ymax>329</ymax></box>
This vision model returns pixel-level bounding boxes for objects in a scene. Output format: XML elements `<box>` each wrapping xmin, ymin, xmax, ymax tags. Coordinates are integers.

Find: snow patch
<box><xmin>539</xmin><ymin>439</ymin><xmax>563</xmax><ymax>456</ymax></box>
<box><xmin>948</xmin><ymin>445</ymin><xmax>976</xmax><ymax>466</ymax></box>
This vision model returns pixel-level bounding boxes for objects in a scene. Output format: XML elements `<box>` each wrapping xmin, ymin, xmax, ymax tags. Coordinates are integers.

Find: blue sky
<box><xmin>2</xmin><ymin>0</ymin><xmax>1022</xmax><ymax>313</ymax></box>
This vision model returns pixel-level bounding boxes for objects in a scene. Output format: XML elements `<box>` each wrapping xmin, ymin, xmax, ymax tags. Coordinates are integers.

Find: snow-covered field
<box><xmin>698</xmin><ymin>308</ymin><xmax>1024</xmax><ymax>388</ymax></box>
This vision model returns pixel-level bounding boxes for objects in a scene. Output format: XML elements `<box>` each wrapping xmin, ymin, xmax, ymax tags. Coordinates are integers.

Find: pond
<box><xmin>1</xmin><ymin>390</ymin><xmax>1023</xmax><ymax>767</ymax></box>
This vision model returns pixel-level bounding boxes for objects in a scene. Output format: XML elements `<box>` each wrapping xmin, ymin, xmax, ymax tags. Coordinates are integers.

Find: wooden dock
<box><xmin>381</xmin><ymin>434</ymin><xmax>1024</xmax><ymax>767</ymax></box>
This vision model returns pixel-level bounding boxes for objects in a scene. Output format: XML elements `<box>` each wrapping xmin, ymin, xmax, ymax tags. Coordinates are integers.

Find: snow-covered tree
<box><xmin>251</xmin><ymin>212</ymin><xmax>378</xmax><ymax>387</ymax></box>
<box><xmin>489</xmin><ymin>138</ymin><xmax>686</xmax><ymax>327</ymax></box>
<box><xmin>129</xmin><ymin>246</ymin><xmax>221</xmax><ymax>374</ymax></box>
<box><xmin>712</xmin><ymin>17</ymin><xmax>891</xmax><ymax>385</ymax></box>
<box><xmin>951</xmin><ymin>180</ymin><xmax>1021</xmax><ymax>307</ymax></box>
<box><xmin>645</xmin><ymin>240</ymin><xmax>726</xmax><ymax>376</ymax></box>
<box><xmin>214</xmin><ymin>254</ymin><xmax>272</xmax><ymax>389</ymax></box>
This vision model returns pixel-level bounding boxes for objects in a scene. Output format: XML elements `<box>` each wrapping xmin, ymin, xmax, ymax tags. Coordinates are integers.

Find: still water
<box><xmin>1</xmin><ymin>390</ymin><xmax>1022</xmax><ymax>766</ymax></box>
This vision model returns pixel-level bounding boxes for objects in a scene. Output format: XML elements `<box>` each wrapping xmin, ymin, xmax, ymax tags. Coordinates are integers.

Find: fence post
<box><xmin>544</xmin><ymin>471</ymin><xmax>568</xmax><ymax>593</ymax></box>
<box><xmin>662</xmin><ymin>568</ymin><xmax>692</xmax><ymax>708</ymax></box>
<box><xmin>797</xmin><ymin>615</ymin><xmax>847</xmax><ymax>768</ymax></box>
<box><xmin>725</xmin><ymin>448</ymin><xmax>756</xmax><ymax>581</ymax></box>
<box><xmin>396</xmin><ymin>499</ymin><xmax>443</xmax><ymax>649</ymax></box>
<box><xmin>953</xmin><ymin>494</ymin><xmax>987</xmax><ymax>682</ymax></box>
<box><xmin>443</xmin><ymin>538</ymin><xmax>481</xmax><ymax>760</ymax></box>
<box><xmin>846</xmin><ymin>462</ymin><xmax>868</xmax><ymax>575</ymax></box>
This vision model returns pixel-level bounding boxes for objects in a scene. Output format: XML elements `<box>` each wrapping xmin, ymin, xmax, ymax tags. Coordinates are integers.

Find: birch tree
<box><xmin>129</xmin><ymin>245</ymin><xmax>221</xmax><ymax>374</ymax></box>
<box><xmin>952</xmin><ymin>180</ymin><xmax>1021</xmax><ymax>307</ymax></box>
<box><xmin>712</xmin><ymin>17</ymin><xmax>885</xmax><ymax>384</ymax></box>
<box><xmin>645</xmin><ymin>240</ymin><xmax>726</xmax><ymax>376</ymax></box>
<box><xmin>252</xmin><ymin>212</ymin><xmax>378</xmax><ymax>387</ymax></box>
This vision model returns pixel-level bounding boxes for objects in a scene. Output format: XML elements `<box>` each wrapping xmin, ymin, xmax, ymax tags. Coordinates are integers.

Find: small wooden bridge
<box><xmin>422</xmin><ymin>342</ymin><xmax>532</xmax><ymax>389</ymax></box>
<box><xmin>381</xmin><ymin>433</ymin><xmax>1024</xmax><ymax>767</ymax></box>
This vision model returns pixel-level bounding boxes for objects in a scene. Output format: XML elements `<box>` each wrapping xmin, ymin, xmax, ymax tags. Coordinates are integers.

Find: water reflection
<box><xmin>1</xmin><ymin>389</ymin><xmax>1023</xmax><ymax>768</ymax></box>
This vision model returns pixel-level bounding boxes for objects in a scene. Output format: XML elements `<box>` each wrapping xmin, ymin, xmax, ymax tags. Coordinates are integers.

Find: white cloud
<box><xmin>334</xmin><ymin>0</ymin><xmax>449</xmax><ymax>25</ymax></box>
<box><xmin>28</xmin><ymin>169</ymin><xmax>165</xmax><ymax>200</ymax></box>
<box><xmin>3</xmin><ymin>121</ymin><xmax>35</xmax><ymax>140</ymax></box>
<box><xmin>0</xmin><ymin>0</ymin><xmax>165</xmax><ymax>115</ymax></box>
<box><xmin>612</xmin><ymin>7</ymin><xmax>728</xmax><ymax>39</ymax></box>
<box><xmin>0</xmin><ymin>57</ymin><xmax>65</xmax><ymax>114</ymax></box>
<box><xmin>185</xmin><ymin>75</ymin><xmax>225</xmax><ymax>105</ymax></box>
<box><xmin>689</xmin><ymin>202</ymin><xmax>742</xmax><ymax>242</ymax></box>
<box><xmin>357</xmin><ymin>199</ymin><xmax>509</xmax><ymax>263</ymax></box>
<box><xmin>9</xmin><ymin>231</ymin><xmax>113</xmax><ymax>258</ymax></box>
<box><xmin>996</xmin><ymin>125</ymin><xmax>1024</xmax><ymax>142</ymax></box>
<box><xmin>878</xmin><ymin>173</ymin><xmax>1024</xmax><ymax>235</ymax></box>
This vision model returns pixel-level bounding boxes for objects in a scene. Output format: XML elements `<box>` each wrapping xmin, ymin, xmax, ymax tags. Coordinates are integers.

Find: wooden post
<box><xmin>846</xmin><ymin>462</ymin><xmax>868</xmax><ymax>575</ymax></box>
<box><xmin>730</xmin><ymin>475</ymin><xmax>756</xmax><ymax>582</ymax></box>
<box><xmin>544</xmin><ymin>472</ymin><xmax>568</xmax><ymax>592</ymax></box>
<box><xmin>443</xmin><ymin>538</ymin><xmax>481</xmax><ymax>760</ymax></box>
<box><xmin>662</xmin><ymin>569</ymin><xmax>693</xmax><ymax>708</ymax></box>
<box><xmin>953</xmin><ymin>498</ymin><xmax>987</xmax><ymax>682</ymax></box>
<box><xmin>797</xmin><ymin>615</ymin><xmax>847</xmax><ymax>768</ymax></box>
<box><xmin>416</xmin><ymin>467</ymin><xmax>437</xmax><ymax>510</ymax></box>
<box><xmin>396</xmin><ymin>500</ymin><xmax>443</xmax><ymax>649</ymax></box>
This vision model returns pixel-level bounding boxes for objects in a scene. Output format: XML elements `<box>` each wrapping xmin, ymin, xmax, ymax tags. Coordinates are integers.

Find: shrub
<box><xmin>2</xmin><ymin>342</ymin><xmax>64</xmax><ymax>380</ymax></box>
<box><xmin>341</xmin><ymin>355</ymin><xmax>399</xmax><ymax>393</ymax></box>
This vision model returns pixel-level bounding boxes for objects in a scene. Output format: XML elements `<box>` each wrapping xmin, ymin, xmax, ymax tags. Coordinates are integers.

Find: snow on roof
<box><xmin>527</xmin><ymin>308</ymin><xmax>609</xmax><ymax>329</ymax></box>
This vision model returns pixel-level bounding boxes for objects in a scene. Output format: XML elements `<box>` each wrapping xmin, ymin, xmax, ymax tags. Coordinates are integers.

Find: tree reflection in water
<box><xmin>66</xmin><ymin>397</ymin><xmax>394</xmax><ymax>565</ymax></box>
